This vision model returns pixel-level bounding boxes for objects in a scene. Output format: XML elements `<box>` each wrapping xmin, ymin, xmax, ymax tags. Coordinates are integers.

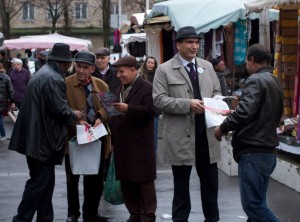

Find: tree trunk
<box><xmin>102</xmin><ymin>0</ymin><xmax>111</xmax><ymax>47</ymax></box>
<box><xmin>0</xmin><ymin>0</ymin><xmax>10</xmax><ymax>39</ymax></box>
<box><xmin>63</xmin><ymin>0</ymin><xmax>71</xmax><ymax>35</ymax></box>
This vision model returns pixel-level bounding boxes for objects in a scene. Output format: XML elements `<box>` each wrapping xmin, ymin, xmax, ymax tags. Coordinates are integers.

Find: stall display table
<box><xmin>218</xmin><ymin>135</ymin><xmax>300</xmax><ymax>192</ymax></box>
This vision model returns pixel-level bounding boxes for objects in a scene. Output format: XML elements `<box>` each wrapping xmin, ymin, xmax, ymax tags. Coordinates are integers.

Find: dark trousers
<box><xmin>121</xmin><ymin>180</ymin><xmax>157</xmax><ymax>222</ymax></box>
<box><xmin>172</xmin><ymin>135</ymin><xmax>219</xmax><ymax>222</ymax></box>
<box><xmin>64</xmin><ymin>152</ymin><xmax>105</xmax><ymax>220</ymax></box>
<box><xmin>12</xmin><ymin>156</ymin><xmax>55</xmax><ymax>222</ymax></box>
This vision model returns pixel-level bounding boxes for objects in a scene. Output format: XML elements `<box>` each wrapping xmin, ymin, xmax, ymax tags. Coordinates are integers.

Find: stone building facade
<box><xmin>5</xmin><ymin>0</ymin><xmax>153</xmax><ymax>49</ymax></box>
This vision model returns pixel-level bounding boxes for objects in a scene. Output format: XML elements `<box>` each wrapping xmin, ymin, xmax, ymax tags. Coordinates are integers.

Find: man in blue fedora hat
<box><xmin>9</xmin><ymin>43</ymin><xmax>83</xmax><ymax>222</ymax></box>
<box><xmin>153</xmin><ymin>26</ymin><xmax>222</xmax><ymax>221</ymax></box>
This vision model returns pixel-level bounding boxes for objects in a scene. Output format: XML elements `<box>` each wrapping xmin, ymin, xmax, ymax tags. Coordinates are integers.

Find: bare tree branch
<box><xmin>0</xmin><ymin>0</ymin><xmax>26</xmax><ymax>39</ymax></box>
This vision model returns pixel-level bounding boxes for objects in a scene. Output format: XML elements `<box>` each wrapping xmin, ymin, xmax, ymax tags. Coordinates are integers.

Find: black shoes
<box><xmin>66</xmin><ymin>215</ymin><xmax>78</xmax><ymax>222</ymax></box>
<box><xmin>83</xmin><ymin>214</ymin><xmax>110</xmax><ymax>222</ymax></box>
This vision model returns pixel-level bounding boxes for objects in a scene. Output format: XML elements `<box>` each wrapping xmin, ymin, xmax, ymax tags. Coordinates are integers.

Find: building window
<box><xmin>110</xmin><ymin>3</ymin><xmax>119</xmax><ymax>15</ymax></box>
<box><xmin>75</xmin><ymin>3</ymin><xmax>87</xmax><ymax>19</ymax></box>
<box><xmin>23</xmin><ymin>3</ymin><xmax>34</xmax><ymax>20</ymax></box>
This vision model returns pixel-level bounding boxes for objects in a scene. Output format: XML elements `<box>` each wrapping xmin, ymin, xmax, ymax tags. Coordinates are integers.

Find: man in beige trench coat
<box><xmin>152</xmin><ymin>26</ymin><xmax>222</xmax><ymax>222</ymax></box>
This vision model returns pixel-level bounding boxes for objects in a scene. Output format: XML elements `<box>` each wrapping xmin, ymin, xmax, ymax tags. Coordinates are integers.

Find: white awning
<box><xmin>120</xmin><ymin>33</ymin><xmax>146</xmax><ymax>45</ymax></box>
<box><xmin>145</xmin><ymin>0</ymin><xmax>279</xmax><ymax>34</ymax></box>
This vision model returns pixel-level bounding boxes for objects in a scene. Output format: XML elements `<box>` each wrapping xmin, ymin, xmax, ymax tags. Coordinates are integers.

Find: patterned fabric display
<box><xmin>234</xmin><ymin>19</ymin><xmax>248</xmax><ymax>65</ymax></box>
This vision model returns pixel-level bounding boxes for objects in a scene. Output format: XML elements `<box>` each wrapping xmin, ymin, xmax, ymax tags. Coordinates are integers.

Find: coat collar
<box><xmin>172</xmin><ymin>54</ymin><xmax>208</xmax><ymax>90</ymax></box>
<box><xmin>117</xmin><ymin>76</ymin><xmax>143</xmax><ymax>102</ymax></box>
<box><xmin>70</xmin><ymin>74</ymin><xmax>102</xmax><ymax>93</ymax></box>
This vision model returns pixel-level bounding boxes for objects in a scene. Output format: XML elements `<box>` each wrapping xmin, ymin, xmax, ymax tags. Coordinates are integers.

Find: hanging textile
<box><xmin>274</xmin><ymin>10</ymin><xmax>298</xmax><ymax>117</ymax></box>
<box><xmin>294</xmin><ymin>11</ymin><xmax>300</xmax><ymax>116</ymax></box>
<box><xmin>113</xmin><ymin>29</ymin><xmax>122</xmax><ymax>53</ymax></box>
<box><xmin>223</xmin><ymin>24</ymin><xmax>235</xmax><ymax>74</ymax></box>
<box><xmin>233</xmin><ymin>19</ymin><xmax>248</xmax><ymax>65</ymax></box>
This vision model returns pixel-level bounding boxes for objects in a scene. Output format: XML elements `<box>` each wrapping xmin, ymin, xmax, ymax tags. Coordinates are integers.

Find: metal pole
<box><xmin>146</xmin><ymin>0</ymin><xmax>150</xmax><ymax>10</ymax></box>
<box><xmin>118</xmin><ymin>0</ymin><xmax>122</xmax><ymax>28</ymax></box>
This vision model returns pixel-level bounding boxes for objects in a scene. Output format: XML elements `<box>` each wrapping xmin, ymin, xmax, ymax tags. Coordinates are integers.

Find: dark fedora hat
<box><xmin>74</xmin><ymin>51</ymin><xmax>96</xmax><ymax>65</ymax></box>
<box><xmin>112</xmin><ymin>55</ymin><xmax>137</xmax><ymax>69</ymax></box>
<box><xmin>175</xmin><ymin>26</ymin><xmax>201</xmax><ymax>42</ymax></box>
<box><xmin>47</xmin><ymin>43</ymin><xmax>74</xmax><ymax>62</ymax></box>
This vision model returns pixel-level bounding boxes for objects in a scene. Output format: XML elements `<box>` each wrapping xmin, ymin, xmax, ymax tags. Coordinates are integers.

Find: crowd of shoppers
<box><xmin>3</xmin><ymin>26</ymin><xmax>284</xmax><ymax>222</ymax></box>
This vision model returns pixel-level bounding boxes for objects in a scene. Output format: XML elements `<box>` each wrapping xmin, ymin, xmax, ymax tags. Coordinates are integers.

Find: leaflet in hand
<box><xmin>76</xmin><ymin>123</ymin><xmax>108</xmax><ymax>145</ymax></box>
<box><xmin>97</xmin><ymin>91</ymin><xmax>124</xmax><ymax>117</ymax></box>
<box><xmin>203</xmin><ymin>97</ymin><xmax>230</xmax><ymax>128</ymax></box>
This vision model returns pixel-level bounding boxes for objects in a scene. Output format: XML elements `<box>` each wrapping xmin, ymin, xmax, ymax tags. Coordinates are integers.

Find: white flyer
<box><xmin>203</xmin><ymin>97</ymin><xmax>230</xmax><ymax>128</ymax></box>
<box><xmin>76</xmin><ymin>123</ymin><xmax>108</xmax><ymax>145</ymax></box>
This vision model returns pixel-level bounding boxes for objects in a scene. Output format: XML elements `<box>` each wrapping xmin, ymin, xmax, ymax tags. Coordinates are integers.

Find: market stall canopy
<box><xmin>120</xmin><ymin>33</ymin><xmax>146</xmax><ymax>45</ymax></box>
<box><xmin>131</xmin><ymin>10</ymin><xmax>152</xmax><ymax>26</ymax></box>
<box><xmin>245</xmin><ymin>0</ymin><xmax>298</xmax><ymax>13</ymax></box>
<box><xmin>2</xmin><ymin>33</ymin><xmax>92</xmax><ymax>51</ymax></box>
<box><xmin>145</xmin><ymin>0</ymin><xmax>279</xmax><ymax>34</ymax></box>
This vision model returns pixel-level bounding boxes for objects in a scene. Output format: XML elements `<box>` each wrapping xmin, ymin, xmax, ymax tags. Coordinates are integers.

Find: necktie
<box><xmin>187</xmin><ymin>62</ymin><xmax>197</xmax><ymax>81</ymax></box>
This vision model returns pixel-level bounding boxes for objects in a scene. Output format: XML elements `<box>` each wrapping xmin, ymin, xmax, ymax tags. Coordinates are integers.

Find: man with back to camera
<box><xmin>9</xmin><ymin>43</ymin><xmax>83</xmax><ymax>222</ymax></box>
<box><xmin>92</xmin><ymin>47</ymin><xmax>120</xmax><ymax>95</ymax></box>
<box><xmin>152</xmin><ymin>26</ymin><xmax>222</xmax><ymax>222</ymax></box>
<box><xmin>215</xmin><ymin>44</ymin><xmax>284</xmax><ymax>222</ymax></box>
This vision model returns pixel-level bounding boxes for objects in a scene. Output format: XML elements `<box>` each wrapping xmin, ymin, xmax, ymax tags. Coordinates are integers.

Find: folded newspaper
<box><xmin>203</xmin><ymin>97</ymin><xmax>230</xmax><ymax>128</ymax></box>
<box><xmin>76</xmin><ymin>123</ymin><xmax>108</xmax><ymax>145</ymax></box>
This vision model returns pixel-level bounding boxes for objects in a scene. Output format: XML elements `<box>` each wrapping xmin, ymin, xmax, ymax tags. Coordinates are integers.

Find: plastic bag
<box><xmin>104</xmin><ymin>153</ymin><xmax>124</xmax><ymax>205</ymax></box>
<box><xmin>68</xmin><ymin>137</ymin><xmax>101</xmax><ymax>175</ymax></box>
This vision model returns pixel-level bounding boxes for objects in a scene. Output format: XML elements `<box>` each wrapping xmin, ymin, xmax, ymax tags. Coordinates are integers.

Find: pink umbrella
<box><xmin>2</xmin><ymin>33</ymin><xmax>92</xmax><ymax>51</ymax></box>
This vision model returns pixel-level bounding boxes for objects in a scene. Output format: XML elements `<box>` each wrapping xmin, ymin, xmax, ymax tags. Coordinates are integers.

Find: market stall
<box><xmin>144</xmin><ymin>0</ymin><xmax>279</xmax><ymax>71</ymax></box>
<box><xmin>242</xmin><ymin>0</ymin><xmax>300</xmax><ymax>192</ymax></box>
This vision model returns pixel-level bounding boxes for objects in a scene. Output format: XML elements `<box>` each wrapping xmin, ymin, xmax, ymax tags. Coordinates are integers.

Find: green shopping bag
<box><xmin>104</xmin><ymin>153</ymin><xmax>124</xmax><ymax>205</ymax></box>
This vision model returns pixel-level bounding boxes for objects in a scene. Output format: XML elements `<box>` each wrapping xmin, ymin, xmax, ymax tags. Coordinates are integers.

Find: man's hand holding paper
<box><xmin>76</xmin><ymin>123</ymin><xmax>108</xmax><ymax>145</ymax></box>
<box><xmin>203</xmin><ymin>97</ymin><xmax>231</xmax><ymax>128</ymax></box>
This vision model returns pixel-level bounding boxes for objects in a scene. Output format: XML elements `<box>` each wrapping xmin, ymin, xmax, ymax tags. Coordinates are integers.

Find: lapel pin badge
<box><xmin>197</xmin><ymin>67</ymin><xmax>204</xmax><ymax>74</ymax></box>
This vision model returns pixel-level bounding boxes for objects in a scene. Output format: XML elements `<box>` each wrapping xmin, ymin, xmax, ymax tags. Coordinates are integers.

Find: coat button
<box><xmin>187</xmin><ymin>135</ymin><xmax>190</xmax><ymax>138</ymax></box>
<box><xmin>187</xmin><ymin>90</ymin><xmax>190</xmax><ymax>93</ymax></box>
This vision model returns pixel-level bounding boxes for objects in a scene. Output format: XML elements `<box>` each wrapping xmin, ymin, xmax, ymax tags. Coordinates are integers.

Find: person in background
<box><xmin>35</xmin><ymin>51</ymin><xmax>48</xmax><ymax>72</ymax></box>
<box><xmin>16</xmin><ymin>53</ymin><xmax>29</xmax><ymax>71</ymax></box>
<box><xmin>9</xmin><ymin>43</ymin><xmax>83</xmax><ymax>222</ymax></box>
<box><xmin>152</xmin><ymin>26</ymin><xmax>221</xmax><ymax>222</ymax></box>
<box><xmin>64</xmin><ymin>51</ymin><xmax>111</xmax><ymax>222</ymax></box>
<box><xmin>139</xmin><ymin>56</ymin><xmax>161</xmax><ymax>155</ymax></box>
<box><xmin>0</xmin><ymin>62</ymin><xmax>15</xmax><ymax>141</ymax></box>
<box><xmin>210</xmin><ymin>58</ymin><xmax>228</xmax><ymax>96</ymax></box>
<box><xmin>0</xmin><ymin>51</ymin><xmax>12</xmax><ymax>72</ymax></box>
<box><xmin>112</xmin><ymin>56</ymin><xmax>157</xmax><ymax>222</ymax></box>
<box><xmin>214</xmin><ymin>44</ymin><xmax>284</xmax><ymax>222</ymax></box>
<box><xmin>9</xmin><ymin>58</ymin><xmax>30</xmax><ymax>109</ymax></box>
<box><xmin>92</xmin><ymin>47</ymin><xmax>120</xmax><ymax>95</ymax></box>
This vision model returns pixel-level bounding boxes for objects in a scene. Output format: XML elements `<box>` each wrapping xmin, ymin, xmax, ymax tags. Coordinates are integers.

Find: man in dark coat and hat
<box><xmin>112</xmin><ymin>55</ymin><xmax>157</xmax><ymax>222</ymax></box>
<box><xmin>9</xmin><ymin>43</ymin><xmax>83</xmax><ymax>222</ymax></box>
